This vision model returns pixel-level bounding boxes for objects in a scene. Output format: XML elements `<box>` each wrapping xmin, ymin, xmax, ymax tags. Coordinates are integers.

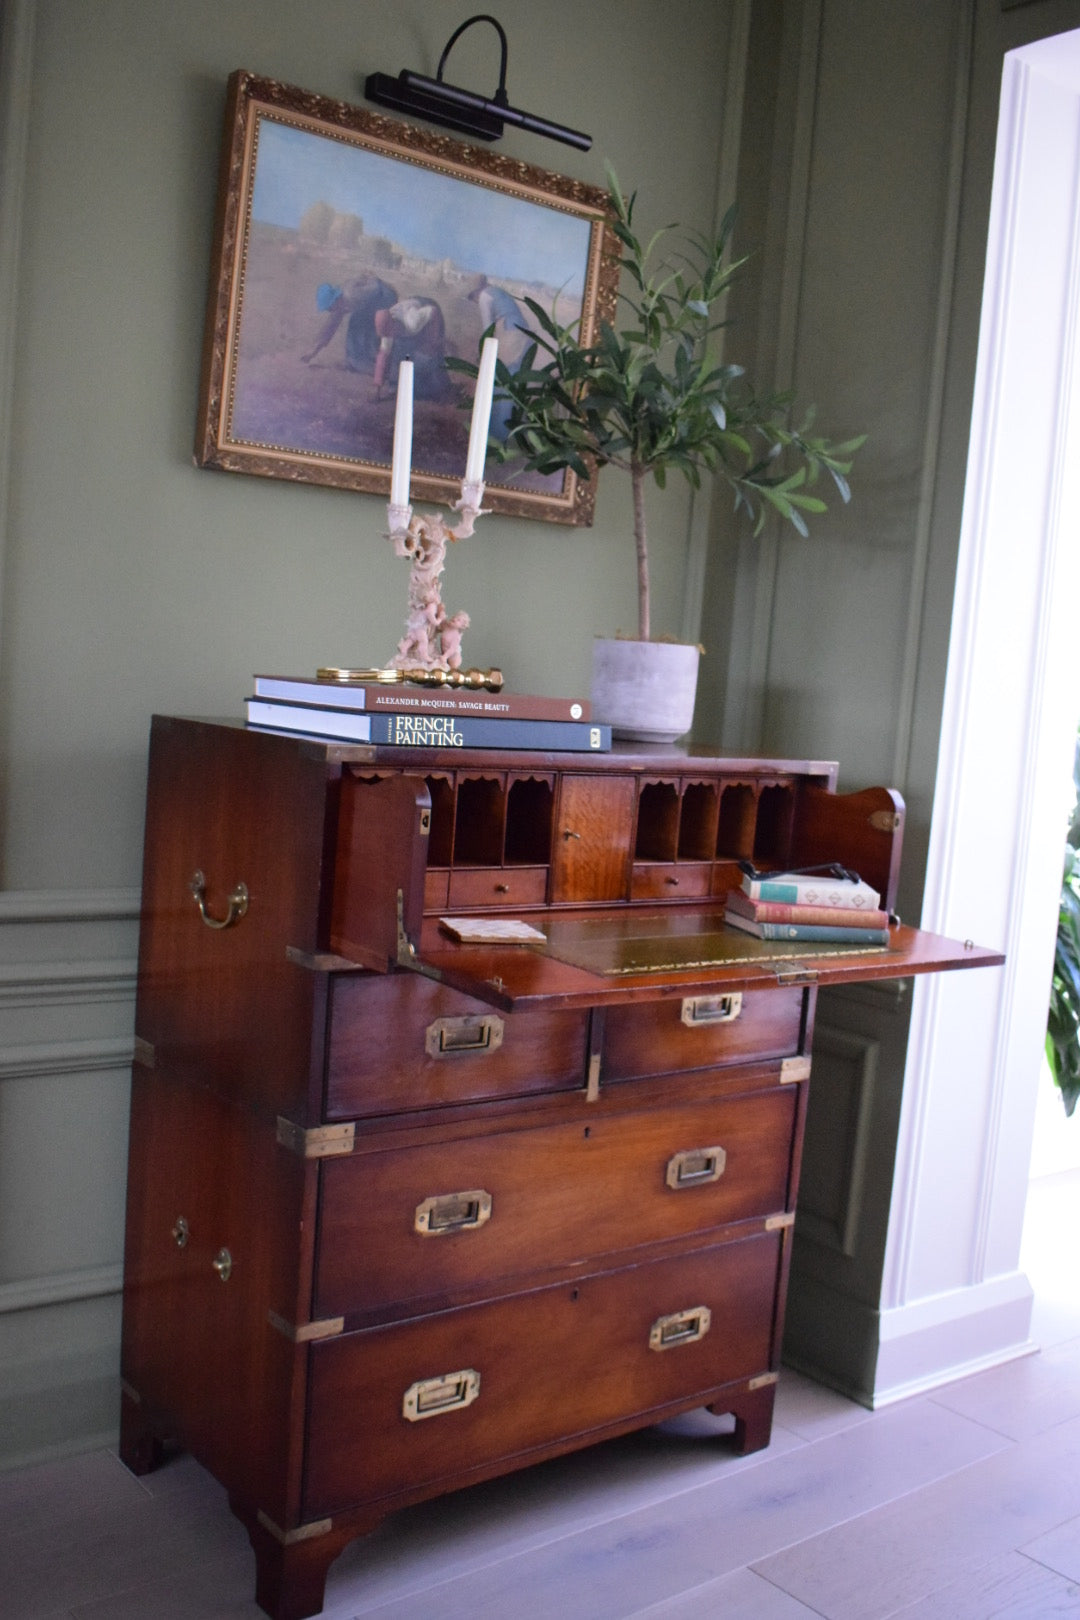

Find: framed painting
<box><xmin>195</xmin><ymin>70</ymin><xmax>619</xmax><ymax>525</ymax></box>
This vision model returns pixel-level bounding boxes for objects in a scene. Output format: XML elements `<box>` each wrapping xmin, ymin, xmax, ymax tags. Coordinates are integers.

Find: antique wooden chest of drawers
<box><xmin>119</xmin><ymin>717</ymin><xmax>1000</xmax><ymax>1618</ymax></box>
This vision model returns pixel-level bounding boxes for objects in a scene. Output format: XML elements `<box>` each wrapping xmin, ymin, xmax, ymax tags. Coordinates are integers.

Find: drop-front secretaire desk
<box><xmin>118</xmin><ymin>717</ymin><xmax>1002</xmax><ymax>1619</ymax></box>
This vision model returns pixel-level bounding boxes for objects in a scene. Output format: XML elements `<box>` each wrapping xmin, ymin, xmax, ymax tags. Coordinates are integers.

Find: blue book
<box><xmin>725</xmin><ymin>911</ymin><xmax>889</xmax><ymax>945</ymax></box>
<box><xmin>246</xmin><ymin>698</ymin><xmax>612</xmax><ymax>752</ymax></box>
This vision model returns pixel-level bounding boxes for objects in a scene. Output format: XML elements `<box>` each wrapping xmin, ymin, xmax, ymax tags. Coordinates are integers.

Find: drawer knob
<box><xmin>403</xmin><ymin>1368</ymin><xmax>480</xmax><ymax>1421</ymax></box>
<box><xmin>189</xmin><ymin>870</ymin><xmax>249</xmax><ymax>930</ymax></box>
<box><xmin>212</xmin><ymin>1247</ymin><xmax>233</xmax><ymax>1282</ymax></box>
<box><xmin>414</xmin><ymin>1189</ymin><xmax>493</xmax><ymax>1236</ymax></box>
<box><xmin>666</xmin><ymin>1145</ymin><xmax>727</xmax><ymax>1189</ymax></box>
<box><xmin>649</xmin><ymin>1305</ymin><xmax>712</xmax><ymax>1351</ymax></box>
<box><xmin>680</xmin><ymin>993</ymin><xmax>743</xmax><ymax>1027</ymax></box>
<box><xmin>425</xmin><ymin>1013</ymin><xmax>505</xmax><ymax>1058</ymax></box>
<box><xmin>171</xmin><ymin>1216</ymin><xmax>189</xmax><ymax>1248</ymax></box>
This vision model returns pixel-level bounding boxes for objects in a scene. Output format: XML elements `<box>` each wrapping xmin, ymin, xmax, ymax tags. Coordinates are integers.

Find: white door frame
<box><xmin>875</xmin><ymin>33</ymin><xmax>1080</xmax><ymax>1402</ymax></box>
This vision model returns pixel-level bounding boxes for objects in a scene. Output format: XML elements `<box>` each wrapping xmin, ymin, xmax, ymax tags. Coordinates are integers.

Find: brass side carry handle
<box><xmin>190</xmin><ymin>871</ymin><xmax>249</xmax><ymax>930</ymax></box>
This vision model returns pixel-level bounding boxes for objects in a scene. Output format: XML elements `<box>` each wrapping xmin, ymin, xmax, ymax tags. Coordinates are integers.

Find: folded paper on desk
<box><xmin>439</xmin><ymin>917</ymin><xmax>547</xmax><ymax>943</ymax></box>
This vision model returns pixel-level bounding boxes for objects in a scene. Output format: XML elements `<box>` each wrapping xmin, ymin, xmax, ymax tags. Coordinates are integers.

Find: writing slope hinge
<box><xmin>396</xmin><ymin>888</ymin><xmax>417</xmax><ymax>967</ymax></box>
<box><xmin>773</xmin><ymin>963</ymin><xmax>819</xmax><ymax>987</ymax></box>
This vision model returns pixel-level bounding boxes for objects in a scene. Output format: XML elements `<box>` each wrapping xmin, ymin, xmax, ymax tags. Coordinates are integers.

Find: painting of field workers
<box><xmin>227</xmin><ymin>115</ymin><xmax>595</xmax><ymax>497</ymax></box>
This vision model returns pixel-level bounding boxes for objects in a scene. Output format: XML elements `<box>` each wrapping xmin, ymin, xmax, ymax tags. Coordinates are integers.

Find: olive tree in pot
<box><xmin>457</xmin><ymin>174</ymin><xmax>863</xmax><ymax>740</ymax></box>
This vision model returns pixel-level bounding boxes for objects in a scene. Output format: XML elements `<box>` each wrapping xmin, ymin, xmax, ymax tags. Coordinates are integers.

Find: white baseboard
<box><xmin>785</xmin><ymin>1269</ymin><xmax>1036</xmax><ymax>1408</ymax></box>
<box><xmin>872</xmin><ymin>1271</ymin><xmax>1036</xmax><ymax>1406</ymax></box>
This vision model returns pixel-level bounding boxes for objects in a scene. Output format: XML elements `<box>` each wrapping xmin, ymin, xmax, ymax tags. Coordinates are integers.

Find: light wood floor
<box><xmin>5</xmin><ymin>1170</ymin><xmax>1080</xmax><ymax>1620</ymax></box>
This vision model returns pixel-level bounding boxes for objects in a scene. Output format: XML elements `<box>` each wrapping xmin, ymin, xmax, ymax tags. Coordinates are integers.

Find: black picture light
<box><xmin>364</xmin><ymin>13</ymin><xmax>592</xmax><ymax>151</ymax></box>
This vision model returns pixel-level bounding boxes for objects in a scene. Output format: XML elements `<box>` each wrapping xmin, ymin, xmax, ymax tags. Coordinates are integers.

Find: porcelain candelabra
<box><xmin>387</xmin><ymin>480</ymin><xmax>485</xmax><ymax>671</ymax></box>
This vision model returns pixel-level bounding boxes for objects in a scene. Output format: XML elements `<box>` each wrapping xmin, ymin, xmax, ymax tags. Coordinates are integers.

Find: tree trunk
<box><xmin>631</xmin><ymin>461</ymin><xmax>650</xmax><ymax>641</ymax></box>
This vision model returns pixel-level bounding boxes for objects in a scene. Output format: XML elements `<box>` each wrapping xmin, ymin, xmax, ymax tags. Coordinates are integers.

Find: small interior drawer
<box><xmin>324</xmin><ymin>973</ymin><xmax>588</xmax><ymax>1119</ymax></box>
<box><xmin>447</xmin><ymin>866</ymin><xmax>548</xmax><ymax>910</ymax></box>
<box><xmin>315</xmin><ymin>1086</ymin><xmax>797</xmax><ymax>1319</ymax></box>
<box><xmin>602</xmin><ymin>986</ymin><xmax>805</xmax><ymax>1082</ymax></box>
<box><xmin>304</xmin><ymin>1228</ymin><xmax>783</xmax><ymax>1515</ymax></box>
<box><xmin>630</xmin><ymin>862</ymin><xmax>713</xmax><ymax>901</ymax></box>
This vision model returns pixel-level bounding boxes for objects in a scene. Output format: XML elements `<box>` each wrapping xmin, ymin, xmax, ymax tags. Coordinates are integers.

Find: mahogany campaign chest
<box><xmin>119</xmin><ymin>717</ymin><xmax>1000</xmax><ymax>1618</ymax></box>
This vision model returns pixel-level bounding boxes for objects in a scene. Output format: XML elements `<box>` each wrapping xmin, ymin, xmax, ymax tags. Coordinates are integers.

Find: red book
<box><xmin>253</xmin><ymin>674</ymin><xmax>589</xmax><ymax>723</ymax></box>
<box><xmin>725</xmin><ymin>889</ymin><xmax>889</xmax><ymax>930</ymax></box>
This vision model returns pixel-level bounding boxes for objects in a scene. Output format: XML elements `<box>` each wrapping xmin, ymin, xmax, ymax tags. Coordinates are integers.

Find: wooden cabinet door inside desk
<box><xmin>551</xmin><ymin>774</ymin><xmax>636</xmax><ymax>903</ymax></box>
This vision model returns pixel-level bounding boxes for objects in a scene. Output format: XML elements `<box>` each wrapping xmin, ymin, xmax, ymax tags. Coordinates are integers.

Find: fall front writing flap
<box><xmin>405</xmin><ymin>907</ymin><xmax>1004</xmax><ymax>1014</ymax></box>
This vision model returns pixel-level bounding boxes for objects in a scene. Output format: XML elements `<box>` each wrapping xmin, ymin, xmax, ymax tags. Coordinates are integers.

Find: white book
<box><xmin>740</xmin><ymin>871</ymin><xmax>880</xmax><ymax>910</ymax></box>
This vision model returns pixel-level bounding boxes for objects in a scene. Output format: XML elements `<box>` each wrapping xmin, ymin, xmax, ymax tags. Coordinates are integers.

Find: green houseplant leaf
<box><xmin>451</xmin><ymin>171</ymin><xmax>864</xmax><ymax>640</ymax></box>
<box><xmin>1046</xmin><ymin>724</ymin><xmax>1080</xmax><ymax>1116</ymax></box>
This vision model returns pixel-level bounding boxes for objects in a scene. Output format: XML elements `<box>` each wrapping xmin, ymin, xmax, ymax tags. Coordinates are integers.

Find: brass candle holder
<box><xmin>316</xmin><ymin>665</ymin><xmax>505</xmax><ymax>691</ymax></box>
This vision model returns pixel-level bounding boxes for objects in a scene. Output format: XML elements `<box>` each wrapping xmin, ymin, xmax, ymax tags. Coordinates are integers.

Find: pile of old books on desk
<box><xmin>244</xmin><ymin>673</ymin><xmax>611</xmax><ymax>753</ymax></box>
<box><xmin>725</xmin><ymin>866</ymin><xmax>889</xmax><ymax>946</ymax></box>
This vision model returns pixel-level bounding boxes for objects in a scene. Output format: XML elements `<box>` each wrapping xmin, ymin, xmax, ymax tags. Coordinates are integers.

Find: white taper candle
<box><xmin>464</xmin><ymin>337</ymin><xmax>498</xmax><ymax>485</ymax></box>
<box><xmin>390</xmin><ymin>360</ymin><xmax>414</xmax><ymax>507</ymax></box>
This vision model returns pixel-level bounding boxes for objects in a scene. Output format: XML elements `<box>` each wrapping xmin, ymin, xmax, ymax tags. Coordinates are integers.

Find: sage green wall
<box><xmin>1</xmin><ymin>0</ymin><xmax>733</xmax><ymax>894</ymax></box>
<box><xmin>6</xmin><ymin>0</ymin><xmax>1078</xmax><ymax>1468</ymax></box>
<box><xmin>693</xmin><ymin>0</ymin><xmax>1080</xmax><ymax>1401</ymax></box>
<box><xmin>0</xmin><ymin>0</ymin><xmax>741</xmax><ymax>1465</ymax></box>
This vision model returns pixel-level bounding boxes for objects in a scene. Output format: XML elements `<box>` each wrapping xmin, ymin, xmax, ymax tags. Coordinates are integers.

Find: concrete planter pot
<box><xmin>590</xmin><ymin>637</ymin><xmax>700</xmax><ymax>743</ymax></box>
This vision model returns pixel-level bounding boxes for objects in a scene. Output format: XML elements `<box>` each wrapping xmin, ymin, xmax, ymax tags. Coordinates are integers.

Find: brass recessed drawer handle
<box><xmin>681</xmin><ymin>992</ymin><xmax>742</xmax><ymax>1026</ymax></box>
<box><xmin>414</xmin><ymin>1189</ymin><xmax>493</xmax><ymax>1236</ymax></box>
<box><xmin>189</xmin><ymin>870</ymin><xmax>249</xmax><ymax>930</ymax></box>
<box><xmin>212</xmin><ymin>1247</ymin><xmax>233</xmax><ymax>1282</ymax></box>
<box><xmin>425</xmin><ymin>1013</ymin><xmax>504</xmax><ymax>1057</ymax></box>
<box><xmin>171</xmin><ymin>1216</ymin><xmax>189</xmax><ymax>1248</ymax></box>
<box><xmin>403</xmin><ymin>1368</ymin><xmax>480</xmax><ymax>1421</ymax></box>
<box><xmin>666</xmin><ymin>1145</ymin><xmax>727</xmax><ymax>1189</ymax></box>
<box><xmin>649</xmin><ymin>1305</ymin><xmax>712</xmax><ymax>1351</ymax></box>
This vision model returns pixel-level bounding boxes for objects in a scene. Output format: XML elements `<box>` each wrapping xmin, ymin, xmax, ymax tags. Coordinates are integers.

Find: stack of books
<box><xmin>725</xmin><ymin>869</ymin><xmax>889</xmax><ymax>945</ymax></box>
<box><xmin>245</xmin><ymin>674</ymin><xmax>611</xmax><ymax>753</ymax></box>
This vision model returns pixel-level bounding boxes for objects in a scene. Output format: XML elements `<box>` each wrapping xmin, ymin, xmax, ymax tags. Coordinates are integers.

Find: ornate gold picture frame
<box><xmin>195</xmin><ymin>70</ymin><xmax>618</xmax><ymax>525</ymax></box>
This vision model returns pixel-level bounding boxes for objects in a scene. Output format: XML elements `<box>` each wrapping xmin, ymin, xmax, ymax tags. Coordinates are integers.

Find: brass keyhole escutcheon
<box><xmin>171</xmin><ymin>1216</ymin><xmax>189</xmax><ymax>1249</ymax></box>
<box><xmin>212</xmin><ymin>1247</ymin><xmax>233</xmax><ymax>1282</ymax></box>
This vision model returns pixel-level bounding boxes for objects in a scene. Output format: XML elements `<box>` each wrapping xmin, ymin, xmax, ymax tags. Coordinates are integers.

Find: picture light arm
<box><xmin>364</xmin><ymin>12</ymin><xmax>593</xmax><ymax>151</ymax></box>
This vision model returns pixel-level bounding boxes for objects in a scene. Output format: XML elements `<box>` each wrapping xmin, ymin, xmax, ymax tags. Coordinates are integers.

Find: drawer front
<box><xmin>304</xmin><ymin>1230</ymin><xmax>783</xmax><ymax>1515</ymax></box>
<box><xmin>602</xmin><ymin>987</ymin><xmax>804</xmax><ymax>1082</ymax></box>
<box><xmin>325</xmin><ymin>974</ymin><xmax>588</xmax><ymax>1119</ymax></box>
<box><xmin>315</xmin><ymin>1086</ymin><xmax>797</xmax><ymax>1318</ymax></box>
<box><xmin>630</xmin><ymin>863</ymin><xmax>713</xmax><ymax>901</ymax></box>
<box><xmin>424</xmin><ymin>869</ymin><xmax>451</xmax><ymax>911</ymax></box>
<box><xmin>448</xmin><ymin>866</ymin><xmax>549</xmax><ymax>909</ymax></box>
